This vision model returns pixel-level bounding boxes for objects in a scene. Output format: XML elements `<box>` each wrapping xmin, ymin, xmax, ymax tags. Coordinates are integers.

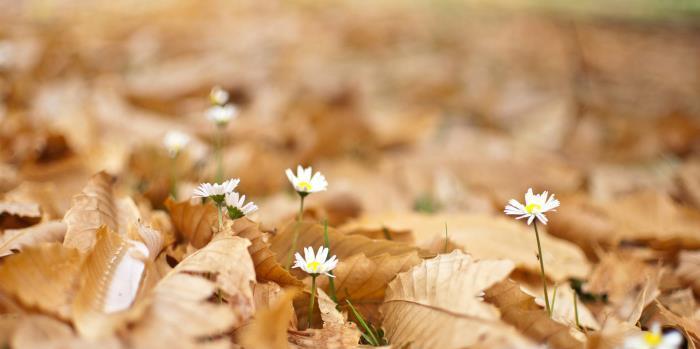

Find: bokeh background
<box><xmin>1</xmin><ymin>0</ymin><xmax>700</xmax><ymax>226</ymax></box>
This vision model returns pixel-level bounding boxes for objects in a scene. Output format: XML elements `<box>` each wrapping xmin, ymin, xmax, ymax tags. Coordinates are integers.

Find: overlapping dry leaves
<box><xmin>1</xmin><ymin>0</ymin><xmax>700</xmax><ymax>348</ymax></box>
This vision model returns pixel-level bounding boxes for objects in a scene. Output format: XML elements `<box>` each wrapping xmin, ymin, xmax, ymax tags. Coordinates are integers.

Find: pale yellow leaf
<box><xmin>0</xmin><ymin>221</ymin><xmax>66</xmax><ymax>257</ymax></box>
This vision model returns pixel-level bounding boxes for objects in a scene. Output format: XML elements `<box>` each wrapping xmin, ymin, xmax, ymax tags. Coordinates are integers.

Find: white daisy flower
<box><xmin>293</xmin><ymin>246</ymin><xmax>338</xmax><ymax>277</ymax></box>
<box><xmin>209</xmin><ymin>86</ymin><xmax>229</xmax><ymax>105</ymax></box>
<box><xmin>285</xmin><ymin>165</ymin><xmax>328</xmax><ymax>196</ymax></box>
<box><xmin>504</xmin><ymin>188</ymin><xmax>560</xmax><ymax>225</ymax></box>
<box><xmin>192</xmin><ymin>179</ymin><xmax>240</xmax><ymax>203</ymax></box>
<box><xmin>623</xmin><ymin>323</ymin><xmax>683</xmax><ymax>349</ymax></box>
<box><xmin>162</xmin><ymin>130</ymin><xmax>191</xmax><ymax>158</ymax></box>
<box><xmin>206</xmin><ymin>104</ymin><xmax>238</xmax><ymax>127</ymax></box>
<box><xmin>224</xmin><ymin>191</ymin><xmax>258</xmax><ymax>219</ymax></box>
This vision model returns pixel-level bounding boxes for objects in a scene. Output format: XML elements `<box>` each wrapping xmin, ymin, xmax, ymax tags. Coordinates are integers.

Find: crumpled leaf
<box><xmin>129</xmin><ymin>235</ymin><xmax>256</xmax><ymax>349</ymax></box>
<box><xmin>11</xmin><ymin>315</ymin><xmax>122</xmax><ymax>349</ymax></box>
<box><xmin>288</xmin><ymin>289</ymin><xmax>361</xmax><ymax>349</ymax></box>
<box><xmin>0</xmin><ymin>243</ymin><xmax>82</xmax><ymax>319</ymax></box>
<box><xmin>0</xmin><ymin>220</ymin><xmax>66</xmax><ymax>257</ymax></box>
<box><xmin>231</xmin><ymin>218</ymin><xmax>302</xmax><ymax>287</ymax></box>
<box><xmin>164</xmin><ymin>197</ymin><xmax>218</xmax><ymax>248</ymax></box>
<box><xmin>677</xmin><ymin>250</ymin><xmax>700</xmax><ymax>295</ymax></box>
<box><xmin>240</xmin><ymin>287</ymin><xmax>298</xmax><ymax>349</ymax></box>
<box><xmin>63</xmin><ymin>171</ymin><xmax>142</xmax><ymax>252</ymax></box>
<box><xmin>0</xmin><ymin>201</ymin><xmax>41</xmax><ymax>229</ymax></box>
<box><xmin>485</xmin><ymin>280</ymin><xmax>585</xmax><ymax>349</ymax></box>
<box><xmin>343</xmin><ymin>213</ymin><xmax>589</xmax><ymax>281</ymax></box>
<box><xmin>72</xmin><ymin>226</ymin><xmax>157</xmax><ymax>338</ymax></box>
<box><xmin>269</xmin><ymin>221</ymin><xmax>431</xmax><ymax>275</ymax></box>
<box><xmin>316</xmin><ymin>252</ymin><xmax>422</xmax><ymax>323</ymax></box>
<box><xmin>380</xmin><ymin>251</ymin><xmax>537</xmax><ymax>349</ymax></box>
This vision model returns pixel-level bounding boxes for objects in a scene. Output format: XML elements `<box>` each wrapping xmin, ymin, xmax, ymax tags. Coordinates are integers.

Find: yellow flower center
<box><xmin>525</xmin><ymin>203</ymin><xmax>542</xmax><ymax>214</ymax></box>
<box><xmin>297</xmin><ymin>181</ymin><xmax>312</xmax><ymax>192</ymax></box>
<box><xmin>643</xmin><ymin>332</ymin><xmax>662</xmax><ymax>346</ymax></box>
<box><xmin>307</xmin><ymin>261</ymin><xmax>320</xmax><ymax>272</ymax></box>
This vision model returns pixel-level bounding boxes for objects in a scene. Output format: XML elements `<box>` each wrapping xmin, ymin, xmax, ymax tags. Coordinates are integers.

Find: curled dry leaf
<box><xmin>231</xmin><ymin>218</ymin><xmax>302</xmax><ymax>287</ymax></box>
<box><xmin>640</xmin><ymin>301</ymin><xmax>699</xmax><ymax>348</ymax></box>
<box><xmin>316</xmin><ymin>252</ymin><xmax>422</xmax><ymax>324</ymax></box>
<box><xmin>288</xmin><ymin>289</ymin><xmax>361</xmax><ymax>349</ymax></box>
<box><xmin>677</xmin><ymin>250</ymin><xmax>700</xmax><ymax>295</ymax></box>
<box><xmin>128</xmin><ymin>235</ymin><xmax>256</xmax><ymax>349</ymax></box>
<box><xmin>0</xmin><ymin>243</ymin><xmax>82</xmax><ymax>319</ymax></box>
<box><xmin>164</xmin><ymin>197</ymin><xmax>218</xmax><ymax>248</ymax></box>
<box><xmin>240</xmin><ymin>287</ymin><xmax>298</xmax><ymax>349</ymax></box>
<box><xmin>0</xmin><ymin>220</ymin><xmax>66</xmax><ymax>257</ymax></box>
<box><xmin>63</xmin><ymin>171</ymin><xmax>142</xmax><ymax>253</ymax></box>
<box><xmin>343</xmin><ymin>213</ymin><xmax>589</xmax><ymax>281</ymax></box>
<box><xmin>72</xmin><ymin>226</ymin><xmax>157</xmax><ymax>338</ymax></box>
<box><xmin>484</xmin><ymin>280</ymin><xmax>585</xmax><ymax>349</ymax></box>
<box><xmin>270</xmin><ymin>221</ymin><xmax>431</xmax><ymax>275</ymax></box>
<box><xmin>0</xmin><ymin>201</ymin><xmax>41</xmax><ymax>229</ymax></box>
<box><xmin>380</xmin><ymin>251</ymin><xmax>537</xmax><ymax>349</ymax></box>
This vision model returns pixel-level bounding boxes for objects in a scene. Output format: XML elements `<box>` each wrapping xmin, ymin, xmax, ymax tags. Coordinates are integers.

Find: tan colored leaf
<box><xmin>585</xmin><ymin>318</ymin><xmax>641</xmax><ymax>349</ymax></box>
<box><xmin>269</xmin><ymin>221</ymin><xmax>430</xmax><ymax>275</ymax></box>
<box><xmin>485</xmin><ymin>280</ymin><xmax>585</xmax><ymax>349</ymax></box>
<box><xmin>678</xmin><ymin>159</ymin><xmax>700</xmax><ymax>208</ymax></box>
<box><xmin>164</xmin><ymin>197</ymin><xmax>217</xmax><ymax>249</ymax></box>
<box><xmin>0</xmin><ymin>243</ymin><xmax>82</xmax><ymax>319</ymax></box>
<box><xmin>0</xmin><ymin>220</ymin><xmax>66</xmax><ymax>257</ymax></box>
<box><xmin>0</xmin><ymin>201</ymin><xmax>41</xmax><ymax>230</ymax></box>
<box><xmin>316</xmin><ymin>252</ymin><xmax>422</xmax><ymax>324</ymax></box>
<box><xmin>548</xmin><ymin>284</ymin><xmax>600</xmax><ymax>330</ymax></box>
<box><xmin>641</xmin><ymin>301</ymin><xmax>699</xmax><ymax>348</ymax></box>
<box><xmin>240</xmin><ymin>287</ymin><xmax>298</xmax><ymax>349</ymax></box>
<box><xmin>231</xmin><ymin>218</ymin><xmax>302</xmax><ymax>287</ymax></box>
<box><xmin>288</xmin><ymin>289</ymin><xmax>361</xmax><ymax>349</ymax></box>
<box><xmin>63</xmin><ymin>171</ymin><xmax>141</xmax><ymax>252</ymax></box>
<box><xmin>659</xmin><ymin>288</ymin><xmax>696</xmax><ymax>318</ymax></box>
<box><xmin>72</xmin><ymin>226</ymin><xmax>155</xmax><ymax>338</ymax></box>
<box><xmin>11</xmin><ymin>315</ymin><xmax>122</xmax><ymax>349</ymax></box>
<box><xmin>677</xmin><ymin>250</ymin><xmax>700</xmax><ymax>295</ymax></box>
<box><xmin>380</xmin><ymin>251</ymin><xmax>537</xmax><ymax>349</ymax></box>
<box><xmin>129</xmin><ymin>235</ymin><xmax>256</xmax><ymax>349</ymax></box>
<box><xmin>343</xmin><ymin>213</ymin><xmax>589</xmax><ymax>281</ymax></box>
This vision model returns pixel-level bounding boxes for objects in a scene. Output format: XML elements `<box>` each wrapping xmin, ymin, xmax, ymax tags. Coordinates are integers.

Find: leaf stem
<box><xmin>286</xmin><ymin>194</ymin><xmax>305</xmax><ymax>269</ymax></box>
<box><xmin>533</xmin><ymin>221</ymin><xmax>551</xmax><ymax>316</ymax></box>
<box><xmin>308</xmin><ymin>274</ymin><xmax>317</xmax><ymax>329</ymax></box>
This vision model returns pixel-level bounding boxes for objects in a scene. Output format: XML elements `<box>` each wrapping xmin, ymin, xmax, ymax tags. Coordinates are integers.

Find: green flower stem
<box><xmin>215</xmin><ymin>126</ymin><xmax>224</xmax><ymax>183</ymax></box>
<box><xmin>533</xmin><ymin>221</ymin><xmax>551</xmax><ymax>316</ymax></box>
<box><xmin>573</xmin><ymin>292</ymin><xmax>581</xmax><ymax>329</ymax></box>
<box><xmin>285</xmin><ymin>194</ymin><xmax>305</xmax><ymax>269</ymax></box>
<box><xmin>308</xmin><ymin>274</ymin><xmax>317</xmax><ymax>329</ymax></box>
<box><xmin>216</xmin><ymin>203</ymin><xmax>224</xmax><ymax>232</ymax></box>
<box><xmin>346</xmin><ymin>299</ymin><xmax>380</xmax><ymax>346</ymax></box>
<box><xmin>322</xmin><ymin>219</ymin><xmax>337</xmax><ymax>303</ymax></box>
<box><xmin>169</xmin><ymin>156</ymin><xmax>178</xmax><ymax>198</ymax></box>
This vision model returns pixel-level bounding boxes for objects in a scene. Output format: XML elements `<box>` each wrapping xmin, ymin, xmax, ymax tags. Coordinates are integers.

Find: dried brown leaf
<box><xmin>677</xmin><ymin>250</ymin><xmax>700</xmax><ymax>295</ymax></box>
<box><xmin>641</xmin><ymin>301</ymin><xmax>699</xmax><ymax>348</ymax></box>
<box><xmin>485</xmin><ymin>280</ymin><xmax>585</xmax><ymax>349</ymax></box>
<box><xmin>0</xmin><ymin>243</ymin><xmax>82</xmax><ymax>319</ymax></box>
<box><xmin>380</xmin><ymin>251</ymin><xmax>536</xmax><ymax>349</ymax></box>
<box><xmin>165</xmin><ymin>197</ymin><xmax>218</xmax><ymax>248</ymax></box>
<box><xmin>0</xmin><ymin>201</ymin><xmax>41</xmax><ymax>229</ymax></box>
<box><xmin>231</xmin><ymin>218</ymin><xmax>302</xmax><ymax>287</ymax></box>
<box><xmin>240</xmin><ymin>288</ymin><xmax>298</xmax><ymax>349</ymax></box>
<box><xmin>288</xmin><ymin>289</ymin><xmax>361</xmax><ymax>349</ymax></box>
<box><xmin>0</xmin><ymin>220</ymin><xmax>66</xmax><ymax>257</ymax></box>
<box><xmin>63</xmin><ymin>171</ymin><xmax>141</xmax><ymax>252</ymax></box>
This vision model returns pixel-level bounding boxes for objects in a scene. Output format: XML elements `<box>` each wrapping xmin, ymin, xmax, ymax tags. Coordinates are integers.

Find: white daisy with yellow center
<box><xmin>504</xmin><ymin>188</ymin><xmax>560</xmax><ymax>225</ymax></box>
<box><xmin>163</xmin><ymin>130</ymin><xmax>191</xmax><ymax>158</ymax></box>
<box><xmin>293</xmin><ymin>246</ymin><xmax>338</xmax><ymax>277</ymax></box>
<box><xmin>192</xmin><ymin>178</ymin><xmax>240</xmax><ymax>204</ymax></box>
<box><xmin>285</xmin><ymin>165</ymin><xmax>328</xmax><ymax>196</ymax></box>
<box><xmin>224</xmin><ymin>191</ymin><xmax>258</xmax><ymax>219</ymax></box>
<box><xmin>623</xmin><ymin>323</ymin><xmax>683</xmax><ymax>349</ymax></box>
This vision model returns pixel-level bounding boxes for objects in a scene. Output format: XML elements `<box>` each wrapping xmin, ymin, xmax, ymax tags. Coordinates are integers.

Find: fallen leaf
<box><xmin>11</xmin><ymin>315</ymin><xmax>123</xmax><ymax>349</ymax></box>
<box><xmin>640</xmin><ymin>301</ymin><xmax>699</xmax><ymax>348</ymax></box>
<box><xmin>485</xmin><ymin>280</ymin><xmax>585</xmax><ymax>349</ymax></box>
<box><xmin>231</xmin><ymin>218</ymin><xmax>302</xmax><ymax>287</ymax></box>
<box><xmin>677</xmin><ymin>250</ymin><xmax>700</xmax><ymax>295</ymax></box>
<box><xmin>63</xmin><ymin>171</ymin><xmax>142</xmax><ymax>252</ymax></box>
<box><xmin>380</xmin><ymin>251</ymin><xmax>537</xmax><ymax>349</ymax></box>
<box><xmin>342</xmin><ymin>213</ymin><xmax>590</xmax><ymax>281</ymax></box>
<box><xmin>240</xmin><ymin>287</ymin><xmax>298</xmax><ymax>349</ymax></box>
<box><xmin>548</xmin><ymin>284</ymin><xmax>600</xmax><ymax>331</ymax></box>
<box><xmin>0</xmin><ymin>220</ymin><xmax>66</xmax><ymax>257</ymax></box>
<box><xmin>164</xmin><ymin>197</ymin><xmax>218</xmax><ymax>248</ymax></box>
<box><xmin>0</xmin><ymin>201</ymin><xmax>41</xmax><ymax>229</ymax></box>
<box><xmin>288</xmin><ymin>289</ymin><xmax>361</xmax><ymax>349</ymax></box>
<box><xmin>0</xmin><ymin>243</ymin><xmax>82</xmax><ymax>319</ymax></box>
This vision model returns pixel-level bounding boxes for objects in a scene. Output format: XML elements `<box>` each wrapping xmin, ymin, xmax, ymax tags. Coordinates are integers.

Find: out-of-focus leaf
<box><xmin>0</xmin><ymin>220</ymin><xmax>66</xmax><ymax>257</ymax></box>
<box><xmin>380</xmin><ymin>251</ymin><xmax>537</xmax><ymax>349</ymax></box>
<box><xmin>0</xmin><ymin>243</ymin><xmax>82</xmax><ymax>319</ymax></box>
<box><xmin>240</xmin><ymin>287</ymin><xmax>298</xmax><ymax>349</ymax></box>
<box><xmin>0</xmin><ymin>201</ymin><xmax>41</xmax><ymax>229</ymax></box>
<box><xmin>164</xmin><ymin>197</ymin><xmax>217</xmax><ymax>249</ymax></box>
<box><xmin>677</xmin><ymin>250</ymin><xmax>700</xmax><ymax>295</ymax></box>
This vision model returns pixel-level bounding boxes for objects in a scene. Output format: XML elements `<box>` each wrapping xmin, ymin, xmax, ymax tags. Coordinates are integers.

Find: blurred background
<box><xmin>1</xmin><ymin>0</ymin><xmax>700</xmax><ymax>226</ymax></box>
